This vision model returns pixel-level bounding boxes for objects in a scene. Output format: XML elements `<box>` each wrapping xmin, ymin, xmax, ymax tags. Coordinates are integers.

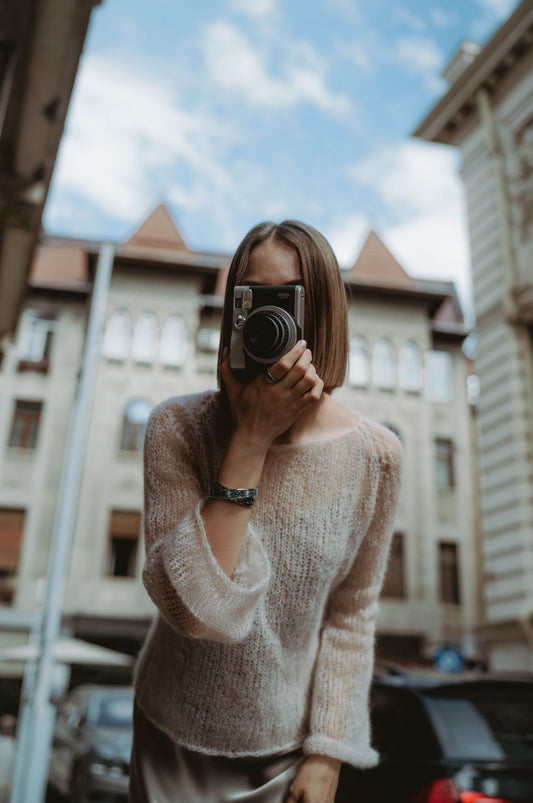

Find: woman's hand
<box><xmin>286</xmin><ymin>754</ymin><xmax>341</xmax><ymax>803</ymax></box>
<box><xmin>220</xmin><ymin>341</ymin><xmax>324</xmax><ymax>450</ymax></box>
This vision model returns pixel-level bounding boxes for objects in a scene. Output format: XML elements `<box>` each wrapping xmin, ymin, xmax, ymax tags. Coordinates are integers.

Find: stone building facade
<box><xmin>0</xmin><ymin>205</ymin><xmax>480</xmax><ymax>675</ymax></box>
<box><xmin>414</xmin><ymin>0</ymin><xmax>533</xmax><ymax>669</ymax></box>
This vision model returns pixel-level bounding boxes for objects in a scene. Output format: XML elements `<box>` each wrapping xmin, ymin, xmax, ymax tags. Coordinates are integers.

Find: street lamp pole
<box><xmin>9</xmin><ymin>243</ymin><xmax>115</xmax><ymax>803</ymax></box>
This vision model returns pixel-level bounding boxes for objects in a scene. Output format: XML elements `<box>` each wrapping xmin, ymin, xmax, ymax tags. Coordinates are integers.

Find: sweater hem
<box><xmin>134</xmin><ymin>696</ymin><xmax>304</xmax><ymax>760</ymax></box>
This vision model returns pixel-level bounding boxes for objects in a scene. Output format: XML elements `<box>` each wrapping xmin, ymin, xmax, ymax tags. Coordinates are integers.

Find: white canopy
<box><xmin>0</xmin><ymin>638</ymin><xmax>134</xmax><ymax>667</ymax></box>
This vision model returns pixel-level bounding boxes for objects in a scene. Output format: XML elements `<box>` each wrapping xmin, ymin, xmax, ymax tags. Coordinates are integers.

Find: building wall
<box><xmin>458</xmin><ymin>48</ymin><xmax>533</xmax><ymax>669</ymax></box>
<box><xmin>0</xmin><ymin>255</ymin><xmax>479</xmax><ymax>668</ymax></box>
<box><xmin>336</xmin><ymin>295</ymin><xmax>478</xmax><ymax>659</ymax></box>
<box><xmin>0</xmin><ymin>294</ymin><xmax>87</xmax><ymax>647</ymax></box>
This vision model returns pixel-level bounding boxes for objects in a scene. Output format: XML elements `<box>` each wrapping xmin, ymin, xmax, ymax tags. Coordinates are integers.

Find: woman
<box><xmin>130</xmin><ymin>220</ymin><xmax>404</xmax><ymax>803</ymax></box>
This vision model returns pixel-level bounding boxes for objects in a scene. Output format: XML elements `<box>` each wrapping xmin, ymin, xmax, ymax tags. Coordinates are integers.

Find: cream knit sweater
<box><xmin>134</xmin><ymin>390</ymin><xmax>403</xmax><ymax>768</ymax></box>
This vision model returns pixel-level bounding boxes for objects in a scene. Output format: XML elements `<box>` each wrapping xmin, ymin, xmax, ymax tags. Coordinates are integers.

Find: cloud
<box><xmin>46</xmin><ymin>53</ymin><xmax>236</xmax><ymax>228</ymax></box>
<box><xmin>347</xmin><ymin>141</ymin><xmax>474</xmax><ymax>321</ymax></box>
<box><xmin>202</xmin><ymin>21</ymin><xmax>351</xmax><ymax>115</ymax></box>
<box><xmin>429</xmin><ymin>8</ymin><xmax>456</xmax><ymax>27</ymax></box>
<box><xmin>470</xmin><ymin>0</ymin><xmax>518</xmax><ymax>38</ymax></box>
<box><xmin>227</xmin><ymin>0</ymin><xmax>277</xmax><ymax>17</ymax></box>
<box><xmin>335</xmin><ymin>38</ymin><xmax>372</xmax><ymax>71</ymax></box>
<box><xmin>396</xmin><ymin>35</ymin><xmax>444</xmax><ymax>73</ymax></box>
<box><xmin>476</xmin><ymin>0</ymin><xmax>516</xmax><ymax>15</ymax></box>
<box><xmin>326</xmin><ymin>213</ymin><xmax>370</xmax><ymax>267</ymax></box>
<box><xmin>394</xmin><ymin>8</ymin><xmax>427</xmax><ymax>31</ymax></box>
<box><xmin>328</xmin><ymin>0</ymin><xmax>364</xmax><ymax>24</ymax></box>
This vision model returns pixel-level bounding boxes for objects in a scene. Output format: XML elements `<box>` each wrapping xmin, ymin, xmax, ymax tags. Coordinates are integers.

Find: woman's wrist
<box><xmin>217</xmin><ymin>428</ymin><xmax>269</xmax><ymax>489</ymax></box>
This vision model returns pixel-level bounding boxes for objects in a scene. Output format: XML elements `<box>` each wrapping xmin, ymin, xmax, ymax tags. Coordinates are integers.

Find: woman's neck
<box><xmin>275</xmin><ymin>394</ymin><xmax>359</xmax><ymax>446</ymax></box>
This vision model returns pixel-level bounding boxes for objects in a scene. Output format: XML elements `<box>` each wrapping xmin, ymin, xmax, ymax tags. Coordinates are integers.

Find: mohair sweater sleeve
<box><xmin>141</xmin><ymin>400</ymin><xmax>271</xmax><ymax>644</ymax></box>
<box><xmin>303</xmin><ymin>426</ymin><xmax>404</xmax><ymax>767</ymax></box>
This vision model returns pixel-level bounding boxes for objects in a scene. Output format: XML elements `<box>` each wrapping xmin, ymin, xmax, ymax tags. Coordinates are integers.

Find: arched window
<box><xmin>120</xmin><ymin>399</ymin><xmax>153</xmax><ymax>452</ymax></box>
<box><xmin>348</xmin><ymin>336</ymin><xmax>370</xmax><ymax>387</ymax></box>
<box><xmin>373</xmin><ymin>339</ymin><xmax>395</xmax><ymax>390</ymax></box>
<box><xmin>399</xmin><ymin>342</ymin><xmax>422</xmax><ymax>392</ymax></box>
<box><xmin>160</xmin><ymin>315</ymin><xmax>187</xmax><ymax>367</ymax></box>
<box><xmin>102</xmin><ymin>309</ymin><xmax>131</xmax><ymax>360</ymax></box>
<box><xmin>132</xmin><ymin>312</ymin><xmax>158</xmax><ymax>364</ymax></box>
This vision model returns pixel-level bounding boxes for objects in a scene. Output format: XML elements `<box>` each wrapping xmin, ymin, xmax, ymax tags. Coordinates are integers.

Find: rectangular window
<box><xmin>439</xmin><ymin>542</ymin><xmax>461</xmax><ymax>604</ymax></box>
<box><xmin>435</xmin><ymin>438</ymin><xmax>455</xmax><ymax>488</ymax></box>
<box><xmin>8</xmin><ymin>400</ymin><xmax>43</xmax><ymax>450</ymax></box>
<box><xmin>106</xmin><ymin>511</ymin><xmax>140</xmax><ymax>578</ymax></box>
<box><xmin>426</xmin><ymin>350</ymin><xmax>453</xmax><ymax>403</ymax></box>
<box><xmin>17</xmin><ymin>309</ymin><xmax>56</xmax><ymax>372</ymax></box>
<box><xmin>0</xmin><ymin>508</ymin><xmax>25</xmax><ymax>605</ymax></box>
<box><xmin>382</xmin><ymin>533</ymin><xmax>406</xmax><ymax>598</ymax></box>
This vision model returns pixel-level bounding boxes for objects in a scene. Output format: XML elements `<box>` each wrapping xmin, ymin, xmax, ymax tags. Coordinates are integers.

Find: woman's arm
<box><xmin>302</xmin><ymin>426</ymin><xmax>404</xmax><ymax>766</ymax></box>
<box><xmin>142</xmin><ymin>341</ymin><xmax>323</xmax><ymax>642</ymax></box>
<box><xmin>201</xmin><ymin>342</ymin><xmax>323</xmax><ymax>577</ymax></box>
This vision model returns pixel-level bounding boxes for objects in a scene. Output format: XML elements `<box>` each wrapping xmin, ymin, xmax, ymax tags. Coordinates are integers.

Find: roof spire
<box><xmin>125</xmin><ymin>203</ymin><xmax>189</xmax><ymax>251</ymax></box>
<box><xmin>345</xmin><ymin>230</ymin><xmax>415</xmax><ymax>286</ymax></box>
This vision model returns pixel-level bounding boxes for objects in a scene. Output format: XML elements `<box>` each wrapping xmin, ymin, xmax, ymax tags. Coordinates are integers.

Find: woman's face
<box><xmin>244</xmin><ymin>239</ymin><xmax>302</xmax><ymax>287</ymax></box>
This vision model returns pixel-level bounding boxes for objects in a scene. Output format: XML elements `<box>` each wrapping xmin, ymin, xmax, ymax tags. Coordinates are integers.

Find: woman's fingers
<box><xmin>265</xmin><ymin>344</ymin><xmax>323</xmax><ymax>403</ymax></box>
<box><xmin>269</xmin><ymin>340</ymin><xmax>308</xmax><ymax>383</ymax></box>
<box><xmin>291</xmin><ymin>364</ymin><xmax>321</xmax><ymax>398</ymax></box>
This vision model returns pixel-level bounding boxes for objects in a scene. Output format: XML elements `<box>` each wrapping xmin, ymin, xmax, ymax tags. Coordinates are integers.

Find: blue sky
<box><xmin>43</xmin><ymin>0</ymin><xmax>520</xmax><ymax>322</ymax></box>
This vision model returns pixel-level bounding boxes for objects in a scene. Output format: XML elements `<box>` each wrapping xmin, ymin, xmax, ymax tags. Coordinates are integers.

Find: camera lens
<box><xmin>243</xmin><ymin>310</ymin><xmax>290</xmax><ymax>361</ymax></box>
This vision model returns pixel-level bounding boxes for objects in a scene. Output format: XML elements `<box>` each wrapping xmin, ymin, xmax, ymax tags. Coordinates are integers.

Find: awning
<box><xmin>0</xmin><ymin>637</ymin><xmax>134</xmax><ymax>667</ymax></box>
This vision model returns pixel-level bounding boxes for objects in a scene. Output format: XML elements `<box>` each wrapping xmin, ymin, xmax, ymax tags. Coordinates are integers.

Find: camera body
<box><xmin>230</xmin><ymin>284</ymin><xmax>305</xmax><ymax>381</ymax></box>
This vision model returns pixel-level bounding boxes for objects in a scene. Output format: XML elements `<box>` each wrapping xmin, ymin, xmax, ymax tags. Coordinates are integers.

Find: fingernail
<box><xmin>299</xmin><ymin>340</ymin><xmax>307</xmax><ymax>348</ymax></box>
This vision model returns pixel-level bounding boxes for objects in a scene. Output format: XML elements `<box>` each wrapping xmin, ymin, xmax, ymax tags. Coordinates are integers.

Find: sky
<box><xmin>43</xmin><ymin>0</ymin><xmax>521</xmax><ymax>323</ymax></box>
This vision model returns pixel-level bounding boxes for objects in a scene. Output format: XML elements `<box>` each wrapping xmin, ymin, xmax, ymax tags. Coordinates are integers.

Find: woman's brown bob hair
<box><xmin>218</xmin><ymin>220</ymin><xmax>348</xmax><ymax>393</ymax></box>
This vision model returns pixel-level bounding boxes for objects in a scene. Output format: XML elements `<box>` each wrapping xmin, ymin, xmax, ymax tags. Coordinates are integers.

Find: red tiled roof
<box><xmin>433</xmin><ymin>295</ymin><xmax>464</xmax><ymax>325</ymax></box>
<box><xmin>124</xmin><ymin>203</ymin><xmax>189</xmax><ymax>251</ymax></box>
<box><xmin>29</xmin><ymin>244</ymin><xmax>88</xmax><ymax>287</ymax></box>
<box><xmin>345</xmin><ymin>230</ymin><xmax>416</xmax><ymax>287</ymax></box>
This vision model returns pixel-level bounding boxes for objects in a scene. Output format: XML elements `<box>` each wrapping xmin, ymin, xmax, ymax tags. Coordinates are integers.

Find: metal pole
<box><xmin>9</xmin><ymin>243</ymin><xmax>115</xmax><ymax>803</ymax></box>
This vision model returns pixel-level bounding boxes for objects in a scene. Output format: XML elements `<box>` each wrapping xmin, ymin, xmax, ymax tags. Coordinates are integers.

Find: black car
<box><xmin>48</xmin><ymin>684</ymin><xmax>133</xmax><ymax>802</ymax></box>
<box><xmin>337</xmin><ymin>668</ymin><xmax>533</xmax><ymax>803</ymax></box>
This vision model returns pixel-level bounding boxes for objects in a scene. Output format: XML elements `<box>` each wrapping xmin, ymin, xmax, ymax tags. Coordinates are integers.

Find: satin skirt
<box><xmin>129</xmin><ymin>702</ymin><xmax>305</xmax><ymax>803</ymax></box>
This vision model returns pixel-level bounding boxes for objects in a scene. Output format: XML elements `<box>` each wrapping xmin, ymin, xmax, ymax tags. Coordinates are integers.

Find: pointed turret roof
<box><xmin>345</xmin><ymin>230</ymin><xmax>415</xmax><ymax>287</ymax></box>
<box><xmin>124</xmin><ymin>203</ymin><xmax>189</xmax><ymax>251</ymax></box>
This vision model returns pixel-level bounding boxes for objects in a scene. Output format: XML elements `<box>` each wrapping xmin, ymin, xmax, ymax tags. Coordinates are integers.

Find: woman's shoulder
<box><xmin>359</xmin><ymin>415</ymin><xmax>404</xmax><ymax>472</ymax></box>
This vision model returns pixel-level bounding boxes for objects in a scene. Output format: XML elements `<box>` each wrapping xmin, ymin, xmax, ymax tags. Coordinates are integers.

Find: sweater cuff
<box><xmin>161</xmin><ymin>502</ymin><xmax>271</xmax><ymax>642</ymax></box>
<box><xmin>303</xmin><ymin>735</ymin><xmax>379</xmax><ymax>769</ymax></box>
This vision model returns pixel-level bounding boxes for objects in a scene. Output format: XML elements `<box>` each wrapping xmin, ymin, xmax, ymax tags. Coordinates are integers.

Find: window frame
<box><xmin>102</xmin><ymin>309</ymin><xmax>131</xmax><ymax>361</ymax></box>
<box><xmin>17</xmin><ymin>309</ymin><xmax>57</xmax><ymax>373</ymax></box>
<box><xmin>373</xmin><ymin>339</ymin><xmax>396</xmax><ymax>391</ymax></box>
<box><xmin>348</xmin><ymin>335</ymin><xmax>370</xmax><ymax>388</ymax></box>
<box><xmin>119</xmin><ymin>399</ymin><xmax>153</xmax><ymax>453</ymax></box>
<box><xmin>8</xmin><ymin>399</ymin><xmax>43</xmax><ymax>450</ymax></box>
<box><xmin>381</xmin><ymin>532</ymin><xmax>406</xmax><ymax>599</ymax></box>
<box><xmin>132</xmin><ymin>311</ymin><xmax>159</xmax><ymax>365</ymax></box>
<box><xmin>435</xmin><ymin>437</ymin><xmax>455</xmax><ymax>489</ymax></box>
<box><xmin>438</xmin><ymin>541</ymin><xmax>461</xmax><ymax>605</ymax></box>
<box><xmin>105</xmin><ymin>510</ymin><xmax>141</xmax><ymax>578</ymax></box>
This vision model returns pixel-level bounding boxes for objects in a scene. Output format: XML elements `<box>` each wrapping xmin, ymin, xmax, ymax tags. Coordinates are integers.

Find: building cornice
<box><xmin>413</xmin><ymin>0</ymin><xmax>533</xmax><ymax>144</ymax></box>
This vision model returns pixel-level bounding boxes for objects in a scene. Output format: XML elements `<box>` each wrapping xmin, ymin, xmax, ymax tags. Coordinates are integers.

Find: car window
<box><xmin>95</xmin><ymin>695</ymin><xmax>134</xmax><ymax>728</ymax></box>
<box><xmin>371</xmin><ymin>686</ymin><xmax>440</xmax><ymax>761</ymax></box>
<box><xmin>422</xmin><ymin>685</ymin><xmax>533</xmax><ymax>762</ymax></box>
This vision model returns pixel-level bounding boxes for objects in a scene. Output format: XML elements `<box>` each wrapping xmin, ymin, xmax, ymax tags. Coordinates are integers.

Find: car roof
<box><xmin>373</xmin><ymin>668</ymin><xmax>533</xmax><ymax>692</ymax></box>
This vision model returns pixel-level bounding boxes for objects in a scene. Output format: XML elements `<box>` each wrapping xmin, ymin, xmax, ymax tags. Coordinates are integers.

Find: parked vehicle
<box><xmin>337</xmin><ymin>667</ymin><xmax>533</xmax><ymax>803</ymax></box>
<box><xmin>47</xmin><ymin>673</ymin><xmax>533</xmax><ymax>802</ymax></box>
<box><xmin>48</xmin><ymin>684</ymin><xmax>133</xmax><ymax>802</ymax></box>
